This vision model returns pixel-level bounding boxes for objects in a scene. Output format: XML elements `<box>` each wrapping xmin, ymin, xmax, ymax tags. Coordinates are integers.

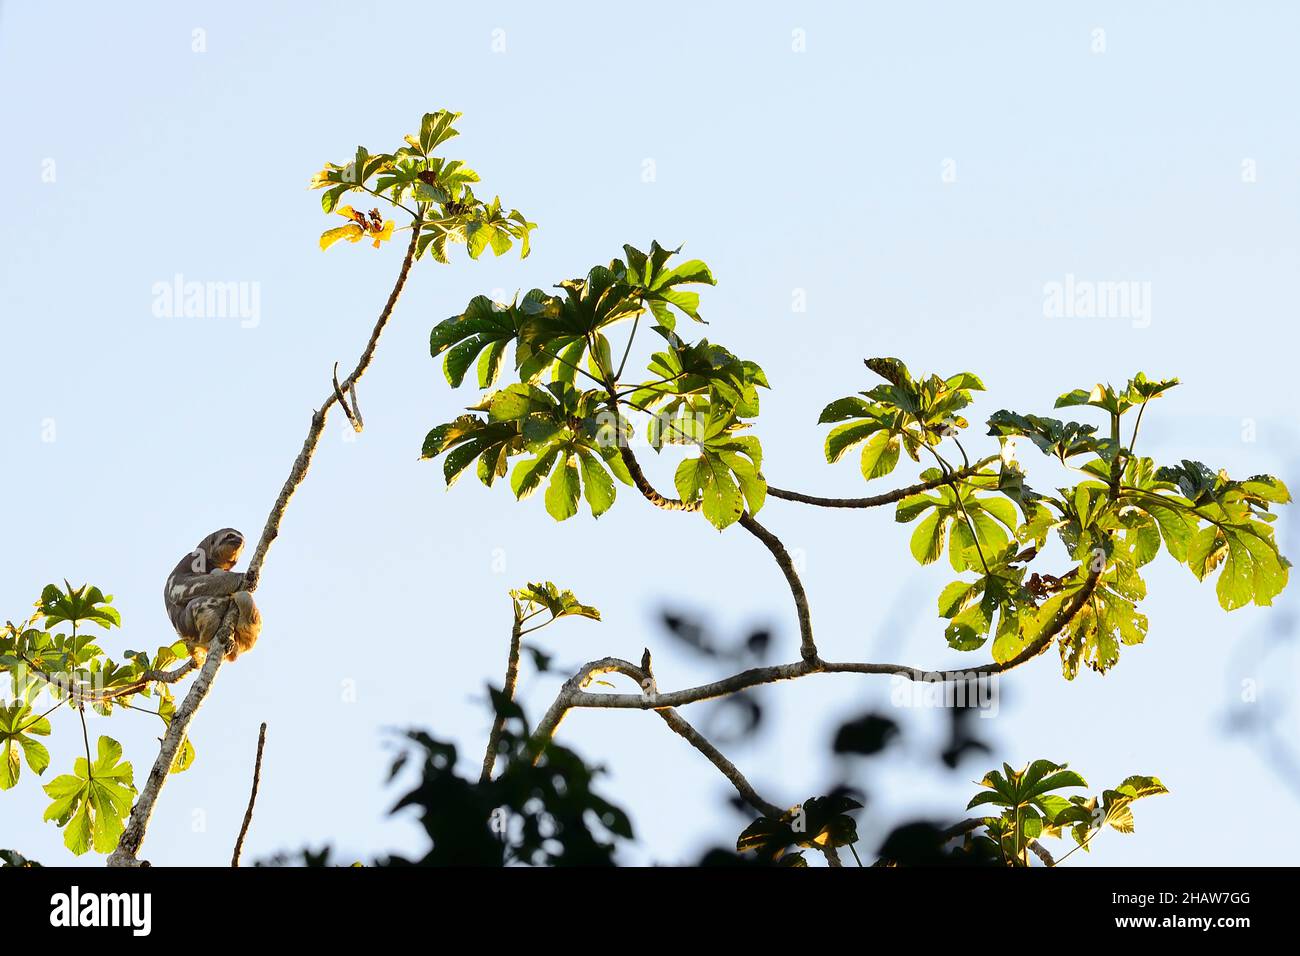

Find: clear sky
<box><xmin>2</xmin><ymin>0</ymin><xmax>1298</xmax><ymax>866</ymax></box>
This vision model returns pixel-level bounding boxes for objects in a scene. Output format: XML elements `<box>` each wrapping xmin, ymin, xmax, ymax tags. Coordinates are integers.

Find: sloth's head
<box><xmin>201</xmin><ymin>528</ymin><xmax>245</xmax><ymax>571</ymax></box>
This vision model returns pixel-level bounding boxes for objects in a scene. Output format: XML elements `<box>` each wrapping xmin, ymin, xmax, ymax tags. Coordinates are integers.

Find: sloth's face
<box><xmin>209</xmin><ymin>530</ymin><xmax>244</xmax><ymax>570</ymax></box>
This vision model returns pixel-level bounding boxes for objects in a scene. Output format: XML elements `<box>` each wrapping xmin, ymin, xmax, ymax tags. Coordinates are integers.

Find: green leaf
<box><xmin>986</xmin><ymin>410</ymin><xmax>1118</xmax><ymax>464</ymax></box>
<box><xmin>0</xmin><ymin>700</ymin><xmax>54</xmax><ymax>789</ymax></box>
<box><xmin>417</xmin><ymin>109</ymin><xmax>461</xmax><ymax>154</ymax></box>
<box><xmin>699</xmin><ymin>454</ymin><xmax>744</xmax><ymax>531</ymax></box>
<box><xmin>577</xmin><ymin>450</ymin><xmax>616</xmax><ymax>518</ymax></box>
<box><xmin>544</xmin><ymin>457</ymin><xmax>581</xmax><ymax>522</ymax></box>
<box><xmin>859</xmin><ymin>431</ymin><xmax>900</xmax><ymax>481</ymax></box>
<box><xmin>41</xmin><ymin>736</ymin><xmax>136</xmax><ymax>856</ymax></box>
<box><xmin>39</xmin><ymin>583</ymin><xmax>121</xmax><ymax>631</ymax></box>
<box><xmin>509</xmin><ymin>581</ymin><xmax>600</xmax><ymax>622</ymax></box>
<box><xmin>910</xmin><ymin>512</ymin><xmax>945</xmax><ymax>565</ymax></box>
<box><xmin>511</xmin><ymin>446</ymin><xmax>560</xmax><ymax>501</ymax></box>
<box><xmin>818</xmin><ymin>359</ymin><xmax>984</xmax><ymax>481</ymax></box>
<box><xmin>169</xmin><ymin>737</ymin><xmax>195</xmax><ymax>775</ymax></box>
<box><xmin>825</xmin><ymin>420</ymin><xmax>883</xmax><ymax>464</ymax></box>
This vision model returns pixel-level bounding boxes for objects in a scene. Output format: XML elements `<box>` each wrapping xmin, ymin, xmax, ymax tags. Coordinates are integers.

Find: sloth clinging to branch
<box><xmin>163</xmin><ymin>528</ymin><xmax>261</xmax><ymax>663</ymax></box>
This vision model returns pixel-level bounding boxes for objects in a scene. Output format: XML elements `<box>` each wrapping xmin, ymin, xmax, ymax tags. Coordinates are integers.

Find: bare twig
<box><xmin>231</xmin><ymin>722</ymin><xmax>268</xmax><ymax>867</ymax></box>
<box><xmin>657</xmin><ymin>708</ymin><xmax>782</xmax><ymax>817</ymax></box>
<box><xmin>480</xmin><ymin>618</ymin><xmax>524</xmax><ymax>783</ymax></box>
<box><xmin>333</xmin><ymin>362</ymin><xmax>363</xmax><ymax>433</ymax></box>
<box><xmin>108</xmin><ymin>223</ymin><xmax>423</xmax><ymax>867</ymax></box>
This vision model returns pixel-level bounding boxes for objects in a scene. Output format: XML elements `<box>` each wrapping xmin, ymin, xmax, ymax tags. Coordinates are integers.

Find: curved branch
<box><xmin>617</xmin><ymin>444</ymin><xmax>699</xmax><ymax>512</ymax></box>
<box><xmin>615</xmin><ymin>439</ymin><xmax>819</xmax><ymax>660</ymax></box>
<box><xmin>531</xmin><ymin>570</ymin><xmax>1097</xmax><ymax>720</ymax></box>
<box><xmin>738</xmin><ymin>512</ymin><xmax>816</xmax><ymax>662</ymax></box>
<box><xmin>528</xmin><ymin>657</ymin><xmax>783</xmax><ymax>818</ymax></box>
<box><xmin>767</xmin><ymin>455</ymin><xmax>999</xmax><ymax>509</ymax></box>
<box><xmin>656</xmin><ymin>708</ymin><xmax>782</xmax><ymax>817</ymax></box>
<box><xmin>108</xmin><ymin>222</ymin><xmax>424</xmax><ymax>867</ymax></box>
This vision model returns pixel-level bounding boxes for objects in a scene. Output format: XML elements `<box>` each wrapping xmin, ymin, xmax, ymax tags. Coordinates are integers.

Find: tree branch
<box><xmin>529</xmin><ymin>570</ymin><xmax>1097</xmax><ymax>728</ymax></box>
<box><xmin>615</xmin><ymin>441</ymin><xmax>819</xmax><ymax>660</ymax></box>
<box><xmin>737</xmin><ymin>512</ymin><xmax>817</xmax><ymax>662</ymax></box>
<box><xmin>231</xmin><ymin>722</ymin><xmax>268</xmax><ymax>867</ymax></box>
<box><xmin>480</xmin><ymin>618</ymin><xmax>524</xmax><ymax>784</ymax></box>
<box><xmin>108</xmin><ymin>222</ymin><xmax>423</xmax><ymax>867</ymax></box>
<box><xmin>656</xmin><ymin>708</ymin><xmax>782</xmax><ymax>818</ymax></box>
<box><xmin>766</xmin><ymin>455</ymin><xmax>999</xmax><ymax>509</ymax></box>
<box><xmin>527</xmin><ymin>656</ymin><xmax>783</xmax><ymax>818</ymax></box>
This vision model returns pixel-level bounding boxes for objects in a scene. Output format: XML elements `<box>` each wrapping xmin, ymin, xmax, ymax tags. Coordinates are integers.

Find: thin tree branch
<box><xmin>480</xmin><ymin>618</ymin><xmax>524</xmax><ymax>783</ymax></box>
<box><xmin>614</xmin><ymin>438</ymin><xmax>818</xmax><ymax>660</ymax></box>
<box><xmin>231</xmin><ymin>722</ymin><xmax>268</xmax><ymax>867</ymax></box>
<box><xmin>530</xmin><ymin>570</ymin><xmax>1097</xmax><ymax>739</ymax></box>
<box><xmin>108</xmin><ymin>222</ymin><xmax>424</xmax><ymax>867</ymax></box>
<box><xmin>78</xmin><ymin>705</ymin><xmax>92</xmax><ymax>781</ymax></box>
<box><xmin>766</xmin><ymin>455</ymin><xmax>998</xmax><ymax>509</ymax></box>
<box><xmin>526</xmin><ymin>656</ymin><xmax>783</xmax><ymax>818</ymax></box>
<box><xmin>244</xmin><ymin>220</ymin><xmax>424</xmax><ymax>590</ymax></box>
<box><xmin>656</xmin><ymin>708</ymin><xmax>782</xmax><ymax>817</ymax></box>
<box><xmin>737</xmin><ymin>512</ymin><xmax>817</xmax><ymax>662</ymax></box>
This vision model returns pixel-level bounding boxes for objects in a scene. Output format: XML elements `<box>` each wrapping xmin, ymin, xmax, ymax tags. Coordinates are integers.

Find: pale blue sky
<box><xmin>2</xmin><ymin>1</ymin><xmax>1298</xmax><ymax>866</ymax></box>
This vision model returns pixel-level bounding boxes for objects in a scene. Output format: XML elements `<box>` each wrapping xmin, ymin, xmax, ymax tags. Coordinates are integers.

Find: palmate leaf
<box><xmin>620</xmin><ymin>241</ymin><xmax>717</xmax><ymax>329</ymax></box>
<box><xmin>478</xmin><ymin>383</ymin><xmax>633</xmax><ymax>521</ymax></box>
<box><xmin>967</xmin><ymin>760</ymin><xmax>1088</xmax><ymax>812</ymax></box>
<box><xmin>673</xmin><ymin>426</ymin><xmax>766</xmax><ymax>531</ymax></box>
<box><xmin>736</xmin><ymin>794</ymin><xmax>863</xmax><ymax>861</ymax></box>
<box><xmin>509</xmin><ymin>582</ymin><xmax>600</xmax><ymax>622</ymax></box>
<box><xmin>423</xmin><ymin>383</ymin><xmax>630</xmax><ymax>521</ymax></box>
<box><xmin>896</xmin><ymin>470</ymin><xmax>1018</xmax><ymax>572</ymax></box>
<box><xmin>986</xmin><ymin>410</ymin><xmax>1119</xmax><ymax>464</ymax></box>
<box><xmin>1156</xmin><ymin>459</ymin><xmax>1291</xmax><ymax>510</ymax></box>
<box><xmin>1054</xmin><ymin>372</ymin><xmax>1179</xmax><ymax>417</ymax></box>
<box><xmin>965</xmin><ymin>762</ymin><xmax>1167</xmax><ymax>859</ymax></box>
<box><xmin>429</xmin><ymin>293</ymin><xmax>542</xmax><ymax>389</ymax></box>
<box><xmin>414</xmin><ymin>186</ymin><xmax>535</xmax><ymax>264</ymax></box>
<box><xmin>628</xmin><ymin>330</ymin><xmax>768</xmax><ymax>419</ymax></box>
<box><xmin>938</xmin><ymin>553</ymin><xmax>1033</xmax><ymax>652</ymax></box>
<box><xmin>1187</xmin><ymin>521</ymin><xmax>1290</xmax><ymax>610</ymax></box>
<box><xmin>310</xmin><ymin>111</ymin><xmax>534</xmax><ymax>263</ymax></box>
<box><xmin>309</xmin><ymin>143</ymin><xmax>396</xmax><ymax>213</ymax></box>
<box><xmin>510</xmin><ymin>243</ymin><xmax>717</xmax><ymax>384</ymax></box>
<box><xmin>1028</xmin><ymin>566</ymin><xmax>1148</xmax><ymax>679</ymax></box>
<box><xmin>466</xmin><ymin>195</ymin><xmax>536</xmax><ymax>261</ymax></box>
<box><xmin>0</xmin><ymin>700</ymin><xmax>52</xmax><ymax>790</ymax></box>
<box><xmin>1098</xmin><ymin>776</ymin><xmax>1169</xmax><ymax>834</ymax></box>
<box><xmin>818</xmin><ymin>358</ymin><xmax>984</xmax><ymax>482</ymax></box>
<box><xmin>39</xmin><ymin>583</ymin><xmax>121</xmax><ymax>631</ymax></box>
<box><xmin>421</xmin><ymin>414</ymin><xmax>527</xmax><ymax>488</ymax></box>
<box><xmin>41</xmin><ymin>736</ymin><xmax>136</xmax><ymax>856</ymax></box>
<box><xmin>1148</xmin><ymin>459</ymin><xmax>1292</xmax><ymax>609</ymax></box>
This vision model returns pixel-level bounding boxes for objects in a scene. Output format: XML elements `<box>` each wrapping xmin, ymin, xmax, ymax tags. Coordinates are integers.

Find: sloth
<box><xmin>163</xmin><ymin>528</ymin><xmax>261</xmax><ymax>663</ymax></box>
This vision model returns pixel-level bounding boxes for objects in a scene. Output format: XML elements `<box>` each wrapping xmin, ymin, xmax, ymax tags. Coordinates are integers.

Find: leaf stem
<box><xmin>78</xmin><ymin>704</ymin><xmax>92</xmax><ymax>782</ymax></box>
